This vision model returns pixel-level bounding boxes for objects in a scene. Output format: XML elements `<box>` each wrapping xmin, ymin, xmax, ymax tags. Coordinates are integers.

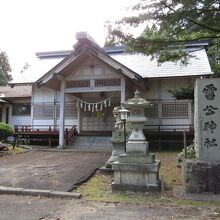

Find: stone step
<box><xmin>70</xmin><ymin>135</ymin><xmax>112</xmax><ymax>148</ymax></box>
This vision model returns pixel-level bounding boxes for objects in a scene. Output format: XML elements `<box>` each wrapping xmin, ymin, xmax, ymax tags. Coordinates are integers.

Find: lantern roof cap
<box><xmin>123</xmin><ymin>90</ymin><xmax>151</xmax><ymax>107</ymax></box>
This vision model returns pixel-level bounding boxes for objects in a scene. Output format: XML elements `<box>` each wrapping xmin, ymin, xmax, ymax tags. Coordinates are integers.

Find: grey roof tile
<box><xmin>11</xmin><ymin>46</ymin><xmax>212</xmax><ymax>84</ymax></box>
<box><xmin>0</xmin><ymin>85</ymin><xmax>32</xmax><ymax>98</ymax></box>
<box><xmin>110</xmin><ymin>48</ymin><xmax>212</xmax><ymax>78</ymax></box>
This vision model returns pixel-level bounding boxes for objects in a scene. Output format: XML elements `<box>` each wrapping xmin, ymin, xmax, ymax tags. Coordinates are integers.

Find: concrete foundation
<box><xmin>112</xmin><ymin>153</ymin><xmax>161</xmax><ymax>192</ymax></box>
<box><xmin>119</xmin><ymin>153</ymin><xmax>155</xmax><ymax>164</ymax></box>
<box><xmin>183</xmin><ymin>159</ymin><xmax>220</xmax><ymax>194</ymax></box>
<box><xmin>112</xmin><ymin>183</ymin><xmax>160</xmax><ymax>192</ymax></box>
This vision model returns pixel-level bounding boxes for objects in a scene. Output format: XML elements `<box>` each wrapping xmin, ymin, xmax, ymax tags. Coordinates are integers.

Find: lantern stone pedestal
<box><xmin>100</xmin><ymin>106</ymin><xmax>132</xmax><ymax>173</ymax></box>
<box><xmin>112</xmin><ymin>90</ymin><xmax>161</xmax><ymax>192</ymax></box>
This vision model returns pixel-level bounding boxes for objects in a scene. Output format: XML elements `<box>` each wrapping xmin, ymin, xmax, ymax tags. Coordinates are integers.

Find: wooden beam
<box><xmin>65</xmin><ymin>86</ymin><xmax>121</xmax><ymax>93</ymax></box>
<box><xmin>121</xmin><ymin>78</ymin><xmax>126</xmax><ymax>103</ymax></box>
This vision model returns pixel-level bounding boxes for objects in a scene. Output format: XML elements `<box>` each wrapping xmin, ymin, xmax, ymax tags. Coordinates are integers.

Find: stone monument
<box><xmin>112</xmin><ymin>90</ymin><xmax>161</xmax><ymax>192</ymax></box>
<box><xmin>183</xmin><ymin>78</ymin><xmax>220</xmax><ymax>193</ymax></box>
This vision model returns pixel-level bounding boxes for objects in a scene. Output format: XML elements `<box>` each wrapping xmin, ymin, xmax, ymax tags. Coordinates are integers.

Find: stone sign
<box><xmin>195</xmin><ymin>78</ymin><xmax>220</xmax><ymax>162</ymax></box>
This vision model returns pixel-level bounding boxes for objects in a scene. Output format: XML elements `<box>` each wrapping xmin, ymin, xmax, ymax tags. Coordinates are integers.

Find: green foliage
<box><xmin>177</xmin><ymin>141</ymin><xmax>196</xmax><ymax>166</ymax></box>
<box><xmin>105</xmin><ymin>0</ymin><xmax>220</xmax><ymax>76</ymax></box>
<box><xmin>0</xmin><ymin>50</ymin><xmax>12</xmax><ymax>85</ymax></box>
<box><xmin>168</xmin><ymin>87</ymin><xmax>194</xmax><ymax>100</ymax></box>
<box><xmin>0</xmin><ymin>123</ymin><xmax>15</xmax><ymax>141</ymax></box>
<box><xmin>207</xmin><ymin>39</ymin><xmax>220</xmax><ymax>77</ymax></box>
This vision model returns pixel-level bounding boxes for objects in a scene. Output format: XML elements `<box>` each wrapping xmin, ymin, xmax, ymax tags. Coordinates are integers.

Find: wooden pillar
<box><xmin>121</xmin><ymin>78</ymin><xmax>126</xmax><ymax>103</ymax></box>
<box><xmin>49</xmin><ymin>137</ymin><xmax>52</xmax><ymax>148</ymax></box>
<box><xmin>183</xmin><ymin>130</ymin><xmax>187</xmax><ymax>158</ymax></box>
<box><xmin>53</xmin><ymin>99</ymin><xmax>57</xmax><ymax>131</ymax></box>
<box><xmin>188</xmin><ymin>100</ymin><xmax>193</xmax><ymax>126</ymax></box>
<box><xmin>58</xmin><ymin>78</ymin><xmax>65</xmax><ymax>148</ymax></box>
<box><xmin>77</xmin><ymin>101</ymin><xmax>81</xmax><ymax>133</ymax></box>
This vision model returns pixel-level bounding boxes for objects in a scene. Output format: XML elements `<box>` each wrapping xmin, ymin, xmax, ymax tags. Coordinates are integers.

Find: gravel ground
<box><xmin>0</xmin><ymin>150</ymin><xmax>110</xmax><ymax>191</ymax></box>
<box><xmin>59</xmin><ymin>200</ymin><xmax>220</xmax><ymax>220</ymax></box>
<box><xmin>1</xmin><ymin>194</ymin><xmax>219</xmax><ymax>220</ymax></box>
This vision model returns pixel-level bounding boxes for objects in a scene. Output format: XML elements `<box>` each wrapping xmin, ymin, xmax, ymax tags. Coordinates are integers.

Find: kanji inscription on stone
<box><xmin>203</xmin><ymin>84</ymin><xmax>217</xmax><ymax>100</ymax></box>
<box><xmin>203</xmin><ymin>105</ymin><xmax>218</xmax><ymax>115</ymax></box>
<box><xmin>195</xmin><ymin>78</ymin><xmax>220</xmax><ymax>162</ymax></box>
<box><xmin>204</xmin><ymin>138</ymin><xmax>217</xmax><ymax>148</ymax></box>
<box><xmin>203</xmin><ymin>121</ymin><xmax>217</xmax><ymax>133</ymax></box>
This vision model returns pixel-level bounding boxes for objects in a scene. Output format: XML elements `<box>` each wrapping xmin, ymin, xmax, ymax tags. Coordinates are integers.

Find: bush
<box><xmin>0</xmin><ymin>123</ymin><xmax>15</xmax><ymax>141</ymax></box>
<box><xmin>168</xmin><ymin>87</ymin><xmax>194</xmax><ymax>100</ymax></box>
<box><xmin>177</xmin><ymin>140</ymin><xmax>196</xmax><ymax>167</ymax></box>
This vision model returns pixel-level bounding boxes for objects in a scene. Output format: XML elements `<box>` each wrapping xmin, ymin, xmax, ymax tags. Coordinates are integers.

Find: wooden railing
<box><xmin>14</xmin><ymin>125</ymin><xmax>59</xmax><ymax>133</ymax></box>
<box><xmin>14</xmin><ymin>125</ymin><xmax>78</xmax><ymax>147</ymax></box>
<box><xmin>143</xmin><ymin>124</ymin><xmax>194</xmax><ymax>150</ymax></box>
<box><xmin>65</xmin><ymin>125</ymin><xmax>78</xmax><ymax>145</ymax></box>
<box><xmin>144</xmin><ymin>124</ymin><xmax>194</xmax><ymax>132</ymax></box>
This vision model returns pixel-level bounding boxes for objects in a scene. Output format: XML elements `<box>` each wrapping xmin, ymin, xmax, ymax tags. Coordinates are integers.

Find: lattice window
<box><xmin>95</xmin><ymin>78</ymin><xmax>121</xmax><ymax>87</ymax></box>
<box><xmin>33</xmin><ymin>105</ymin><xmax>54</xmax><ymax>118</ymax></box>
<box><xmin>56</xmin><ymin>104</ymin><xmax>77</xmax><ymax>118</ymax></box>
<box><xmin>56</xmin><ymin>106</ymin><xmax>60</xmax><ymax>118</ymax></box>
<box><xmin>66</xmin><ymin>105</ymin><xmax>78</xmax><ymax>117</ymax></box>
<box><xmin>145</xmin><ymin>103</ymin><xmax>158</xmax><ymax>117</ymax></box>
<box><xmin>33</xmin><ymin>103</ymin><xmax>77</xmax><ymax>119</ymax></box>
<box><xmin>66</xmin><ymin>80</ymin><xmax>90</xmax><ymax>88</ymax></box>
<box><xmin>162</xmin><ymin>103</ymin><xmax>188</xmax><ymax>118</ymax></box>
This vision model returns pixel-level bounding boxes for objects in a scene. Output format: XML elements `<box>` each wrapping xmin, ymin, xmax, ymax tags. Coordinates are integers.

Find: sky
<box><xmin>0</xmin><ymin>0</ymin><xmax>136</xmax><ymax>82</ymax></box>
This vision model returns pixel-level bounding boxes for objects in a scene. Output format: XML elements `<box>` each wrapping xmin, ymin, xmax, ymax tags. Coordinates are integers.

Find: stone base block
<box><xmin>112</xmin><ymin>160</ymin><xmax>160</xmax><ymax>172</ymax></box>
<box><xmin>112</xmin><ymin>182</ymin><xmax>160</xmax><ymax>192</ymax></box>
<box><xmin>112</xmin><ymin>160</ymin><xmax>160</xmax><ymax>192</ymax></box>
<box><xmin>119</xmin><ymin>153</ymin><xmax>155</xmax><ymax>164</ymax></box>
<box><xmin>183</xmin><ymin>159</ymin><xmax>220</xmax><ymax>194</ymax></box>
<box><xmin>126</xmin><ymin>141</ymin><xmax>149</xmax><ymax>156</ymax></box>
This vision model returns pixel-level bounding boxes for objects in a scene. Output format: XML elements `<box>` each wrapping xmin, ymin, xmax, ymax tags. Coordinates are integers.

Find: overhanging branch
<box><xmin>161</xmin><ymin>2</ymin><xmax>220</xmax><ymax>33</ymax></box>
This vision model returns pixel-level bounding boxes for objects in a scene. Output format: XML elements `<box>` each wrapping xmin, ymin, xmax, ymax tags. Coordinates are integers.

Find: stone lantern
<box><xmin>112</xmin><ymin>90</ymin><xmax>161</xmax><ymax>192</ymax></box>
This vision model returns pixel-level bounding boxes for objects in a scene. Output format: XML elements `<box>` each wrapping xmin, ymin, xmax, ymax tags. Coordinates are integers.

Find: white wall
<box><xmin>32</xmin><ymin>85</ymin><xmax>57</xmax><ymax>103</ymax></box>
<box><xmin>65</xmin><ymin>57</ymin><xmax>120</xmax><ymax>81</ymax></box>
<box><xmin>11</xmin><ymin>116</ymin><xmax>32</xmax><ymax>128</ymax></box>
<box><xmin>142</xmin><ymin>77</ymin><xmax>195</xmax><ymax>130</ymax></box>
<box><xmin>32</xmin><ymin>85</ymin><xmax>77</xmax><ymax>103</ymax></box>
<box><xmin>143</xmin><ymin>77</ymin><xmax>195</xmax><ymax>100</ymax></box>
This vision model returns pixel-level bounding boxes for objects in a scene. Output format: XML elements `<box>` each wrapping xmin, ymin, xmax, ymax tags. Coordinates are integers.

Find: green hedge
<box><xmin>0</xmin><ymin>123</ymin><xmax>15</xmax><ymax>141</ymax></box>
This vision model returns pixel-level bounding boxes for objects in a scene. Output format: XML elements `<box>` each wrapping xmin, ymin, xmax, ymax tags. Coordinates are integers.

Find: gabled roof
<box><xmin>36</xmin><ymin>32</ymin><xmax>141</xmax><ymax>86</ymax></box>
<box><xmin>11</xmin><ymin>32</ymin><xmax>212</xmax><ymax>84</ymax></box>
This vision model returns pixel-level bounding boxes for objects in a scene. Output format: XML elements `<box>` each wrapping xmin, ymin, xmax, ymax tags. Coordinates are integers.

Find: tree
<box><xmin>20</xmin><ymin>62</ymin><xmax>30</xmax><ymax>73</ymax></box>
<box><xmin>0</xmin><ymin>50</ymin><xmax>12</xmax><ymax>85</ymax></box>
<box><xmin>0</xmin><ymin>123</ymin><xmax>14</xmax><ymax>141</ymax></box>
<box><xmin>105</xmin><ymin>0</ymin><xmax>220</xmax><ymax>77</ymax></box>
